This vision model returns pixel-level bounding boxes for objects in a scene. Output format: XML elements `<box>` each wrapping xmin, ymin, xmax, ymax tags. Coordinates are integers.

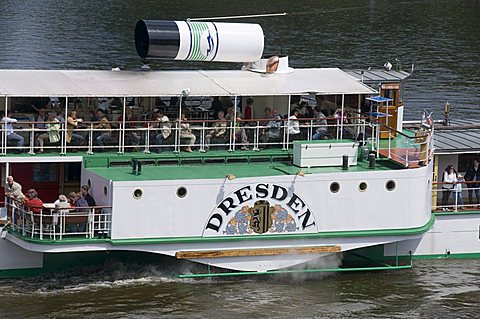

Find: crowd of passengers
<box><xmin>1</xmin><ymin>95</ymin><xmax>358</xmax><ymax>153</ymax></box>
<box><xmin>5</xmin><ymin>175</ymin><xmax>96</xmax><ymax>233</ymax></box>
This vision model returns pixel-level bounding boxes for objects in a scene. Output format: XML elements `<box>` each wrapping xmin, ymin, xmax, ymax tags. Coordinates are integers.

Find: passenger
<box><xmin>287</xmin><ymin>109</ymin><xmax>301</xmax><ymax>138</ymax></box>
<box><xmin>244</xmin><ymin>98</ymin><xmax>254</xmax><ymax>121</ymax></box>
<box><xmin>54</xmin><ymin>194</ymin><xmax>71</xmax><ymax>213</ymax></box>
<box><xmin>204</xmin><ymin>110</ymin><xmax>227</xmax><ymax>151</ymax></box>
<box><xmin>464</xmin><ymin>159</ymin><xmax>480</xmax><ymax>207</ymax></box>
<box><xmin>66</xmin><ymin>110</ymin><xmax>84</xmax><ymax>147</ymax></box>
<box><xmin>1</xmin><ymin>111</ymin><xmax>24</xmax><ymax>148</ymax></box>
<box><xmin>210</xmin><ymin>96</ymin><xmax>225</xmax><ymax>120</ymax></box>
<box><xmin>75</xmin><ymin>192</ymin><xmax>89</xmax><ymax>212</ymax></box>
<box><xmin>225</xmin><ymin>107</ymin><xmax>249</xmax><ymax>150</ymax></box>
<box><xmin>67</xmin><ymin>192</ymin><xmax>77</xmax><ymax>207</ymax></box>
<box><xmin>34</xmin><ymin>108</ymin><xmax>47</xmax><ymax>132</ymax></box>
<box><xmin>453</xmin><ymin>174</ymin><xmax>466</xmax><ymax>210</ymax></box>
<box><xmin>179</xmin><ymin>113</ymin><xmax>196</xmax><ymax>152</ymax></box>
<box><xmin>24</xmin><ymin>189</ymin><xmax>44</xmax><ymax>214</ymax></box>
<box><xmin>117</xmin><ymin>108</ymin><xmax>140</xmax><ymax>149</ymax></box>
<box><xmin>37</xmin><ymin>112</ymin><xmax>60</xmax><ymax>153</ymax></box>
<box><xmin>441</xmin><ymin>165</ymin><xmax>457</xmax><ymax>211</ymax></box>
<box><xmin>81</xmin><ymin>185</ymin><xmax>96</xmax><ymax>207</ymax></box>
<box><xmin>312</xmin><ymin>107</ymin><xmax>328</xmax><ymax>140</ymax></box>
<box><xmin>153</xmin><ymin>110</ymin><xmax>171</xmax><ymax>153</ymax></box>
<box><xmin>5</xmin><ymin>176</ymin><xmax>24</xmax><ymax>201</ymax></box>
<box><xmin>259</xmin><ymin>107</ymin><xmax>281</xmax><ymax>145</ymax></box>
<box><xmin>94</xmin><ymin>109</ymin><xmax>112</xmax><ymax>148</ymax></box>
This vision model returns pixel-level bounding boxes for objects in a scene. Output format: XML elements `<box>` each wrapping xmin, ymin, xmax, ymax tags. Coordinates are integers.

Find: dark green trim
<box><xmin>433</xmin><ymin>210</ymin><xmax>480</xmax><ymax>216</ymax></box>
<box><xmin>7</xmin><ymin>215</ymin><xmax>435</xmax><ymax>246</ymax></box>
<box><xmin>412</xmin><ymin>252</ymin><xmax>480</xmax><ymax>260</ymax></box>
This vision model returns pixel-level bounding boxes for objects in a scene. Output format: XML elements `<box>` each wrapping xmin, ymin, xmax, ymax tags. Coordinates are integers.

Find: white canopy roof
<box><xmin>0</xmin><ymin>68</ymin><xmax>376</xmax><ymax>97</ymax></box>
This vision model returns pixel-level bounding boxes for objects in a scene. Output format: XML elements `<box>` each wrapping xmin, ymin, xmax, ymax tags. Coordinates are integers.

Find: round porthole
<box><xmin>104</xmin><ymin>186</ymin><xmax>108</xmax><ymax>196</ymax></box>
<box><xmin>330</xmin><ymin>182</ymin><xmax>340</xmax><ymax>193</ymax></box>
<box><xmin>177</xmin><ymin>186</ymin><xmax>187</xmax><ymax>198</ymax></box>
<box><xmin>386</xmin><ymin>180</ymin><xmax>396</xmax><ymax>191</ymax></box>
<box><xmin>133</xmin><ymin>188</ymin><xmax>143</xmax><ymax>199</ymax></box>
<box><xmin>359</xmin><ymin>181</ymin><xmax>368</xmax><ymax>192</ymax></box>
<box><xmin>87</xmin><ymin>179</ymin><xmax>92</xmax><ymax>189</ymax></box>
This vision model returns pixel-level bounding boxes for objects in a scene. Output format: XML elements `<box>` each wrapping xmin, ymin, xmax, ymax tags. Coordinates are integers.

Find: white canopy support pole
<box><xmin>63</xmin><ymin>96</ymin><xmax>68</xmax><ymax>154</ymax></box>
<box><xmin>121</xmin><ymin>97</ymin><xmax>126</xmax><ymax>154</ymax></box>
<box><xmin>285</xmin><ymin>95</ymin><xmax>291</xmax><ymax>150</ymax></box>
<box><xmin>232</xmin><ymin>96</ymin><xmax>237</xmax><ymax>152</ymax></box>
<box><xmin>2</xmin><ymin>96</ymin><xmax>7</xmax><ymax>155</ymax></box>
<box><xmin>176</xmin><ymin>94</ymin><xmax>184</xmax><ymax>153</ymax></box>
<box><xmin>357</xmin><ymin>94</ymin><xmax>361</xmax><ymax>138</ymax></box>
<box><xmin>340</xmin><ymin>94</ymin><xmax>345</xmax><ymax>140</ymax></box>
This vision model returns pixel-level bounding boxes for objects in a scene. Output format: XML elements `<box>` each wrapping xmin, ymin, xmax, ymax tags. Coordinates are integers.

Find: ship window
<box><xmin>359</xmin><ymin>182</ymin><xmax>368</xmax><ymax>192</ymax></box>
<box><xmin>133</xmin><ymin>188</ymin><xmax>143</xmax><ymax>199</ymax></box>
<box><xmin>330</xmin><ymin>182</ymin><xmax>340</xmax><ymax>193</ymax></box>
<box><xmin>386</xmin><ymin>180</ymin><xmax>396</xmax><ymax>191</ymax></box>
<box><xmin>177</xmin><ymin>186</ymin><xmax>187</xmax><ymax>198</ymax></box>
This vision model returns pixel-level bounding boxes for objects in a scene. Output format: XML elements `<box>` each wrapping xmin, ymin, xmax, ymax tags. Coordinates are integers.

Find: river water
<box><xmin>0</xmin><ymin>0</ymin><xmax>479</xmax><ymax>318</ymax></box>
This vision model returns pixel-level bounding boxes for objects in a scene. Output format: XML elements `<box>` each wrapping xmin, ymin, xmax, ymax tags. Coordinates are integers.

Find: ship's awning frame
<box><xmin>0</xmin><ymin>68</ymin><xmax>377</xmax><ymax>97</ymax></box>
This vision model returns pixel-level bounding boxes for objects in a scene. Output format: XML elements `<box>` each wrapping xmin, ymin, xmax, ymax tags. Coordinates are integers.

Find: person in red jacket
<box><xmin>24</xmin><ymin>189</ymin><xmax>44</xmax><ymax>214</ymax></box>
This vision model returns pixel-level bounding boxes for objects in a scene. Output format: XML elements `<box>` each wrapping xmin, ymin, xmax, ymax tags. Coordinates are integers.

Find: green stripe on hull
<box><xmin>8</xmin><ymin>214</ymin><xmax>435</xmax><ymax>246</ymax></box>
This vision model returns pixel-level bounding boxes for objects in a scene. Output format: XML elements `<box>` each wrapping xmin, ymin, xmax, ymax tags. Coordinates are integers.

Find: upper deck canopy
<box><xmin>0</xmin><ymin>68</ymin><xmax>376</xmax><ymax>97</ymax></box>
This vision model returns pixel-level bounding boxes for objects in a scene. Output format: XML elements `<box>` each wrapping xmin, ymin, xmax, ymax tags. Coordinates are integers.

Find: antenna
<box><xmin>188</xmin><ymin>12</ymin><xmax>287</xmax><ymax>21</ymax></box>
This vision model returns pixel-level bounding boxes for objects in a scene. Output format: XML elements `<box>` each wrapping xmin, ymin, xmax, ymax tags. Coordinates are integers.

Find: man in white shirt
<box><xmin>1</xmin><ymin>111</ymin><xmax>24</xmax><ymax>147</ymax></box>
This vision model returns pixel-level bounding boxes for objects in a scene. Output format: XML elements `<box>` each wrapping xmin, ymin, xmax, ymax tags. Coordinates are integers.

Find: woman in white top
<box><xmin>442</xmin><ymin>165</ymin><xmax>457</xmax><ymax>211</ymax></box>
<box><xmin>287</xmin><ymin>109</ymin><xmax>301</xmax><ymax>137</ymax></box>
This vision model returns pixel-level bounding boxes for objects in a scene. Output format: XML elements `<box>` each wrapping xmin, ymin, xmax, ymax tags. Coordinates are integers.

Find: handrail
<box><xmin>431</xmin><ymin>183</ymin><xmax>480</xmax><ymax>212</ymax></box>
<box><xmin>0</xmin><ymin>116</ymin><xmax>371</xmax><ymax>154</ymax></box>
<box><xmin>3</xmin><ymin>196</ymin><xmax>112</xmax><ymax>240</ymax></box>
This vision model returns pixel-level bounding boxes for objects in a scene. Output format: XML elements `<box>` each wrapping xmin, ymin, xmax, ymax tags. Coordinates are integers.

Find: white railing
<box><xmin>0</xmin><ymin>116</ymin><xmax>370</xmax><ymax>155</ymax></box>
<box><xmin>433</xmin><ymin>181</ymin><xmax>480</xmax><ymax>212</ymax></box>
<box><xmin>4</xmin><ymin>197</ymin><xmax>111</xmax><ymax>240</ymax></box>
<box><xmin>373</xmin><ymin>123</ymin><xmax>434</xmax><ymax>167</ymax></box>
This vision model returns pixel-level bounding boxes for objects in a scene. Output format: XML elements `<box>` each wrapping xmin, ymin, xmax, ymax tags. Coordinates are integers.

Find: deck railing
<box><xmin>374</xmin><ymin>123</ymin><xmax>434</xmax><ymax>167</ymax></box>
<box><xmin>432</xmin><ymin>181</ymin><xmax>480</xmax><ymax>212</ymax></box>
<box><xmin>4</xmin><ymin>197</ymin><xmax>111</xmax><ymax>240</ymax></box>
<box><xmin>0</xmin><ymin>116</ymin><xmax>368</xmax><ymax>154</ymax></box>
<box><xmin>0</xmin><ymin>116</ymin><xmax>433</xmax><ymax>167</ymax></box>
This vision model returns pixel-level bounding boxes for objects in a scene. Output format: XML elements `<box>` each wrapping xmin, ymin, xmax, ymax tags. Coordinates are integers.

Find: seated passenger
<box><xmin>287</xmin><ymin>109</ymin><xmax>301</xmax><ymax>139</ymax></box>
<box><xmin>312</xmin><ymin>107</ymin><xmax>328</xmax><ymax>140</ymax></box>
<box><xmin>1</xmin><ymin>111</ymin><xmax>24</xmax><ymax>148</ymax></box>
<box><xmin>179</xmin><ymin>113</ymin><xmax>196</xmax><ymax>152</ymax></box>
<box><xmin>66</xmin><ymin>110</ymin><xmax>84</xmax><ymax>147</ymax></box>
<box><xmin>37</xmin><ymin>112</ymin><xmax>60</xmax><ymax>153</ymax></box>
<box><xmin>117</xmin><ymin>108</ymin><xmax>140</xmax><ymax>149</ymax></box>
<box><xmin>153</xmin><ymin>110</ymin><xmax>171</xmax><ymax>153</ymax></box>
<box><xmin>260</xmin><ymin>107</ymin><xmax>282</xmax><ymax>145</ymax></box>
<box><xmin>225</xmin><ymin>107</ymin><xmax>249</xmax><ymax>150</ymax></box>
<box><xmin>94</xmin><ymin>109</ymin><xmax>112</xmax><ymax>148</ymax></box>
<box><xmin>204</xmin><ymin>110</ymin><xmax>227</xmax><ymax>151</ymax></box>
<box><xmin>24</xmin><ymin>189</ymin><xmax>44</xmax><ymax>214</ymax></box>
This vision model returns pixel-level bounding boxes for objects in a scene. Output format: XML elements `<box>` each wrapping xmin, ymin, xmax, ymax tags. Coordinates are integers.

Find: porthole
<box><xmin>133</xmin><ymin>188</ymin><xmax>143</xmax><ymax>199</ymax></box>
<box><xmin>104</xmin><ymin>186</ymin><xmax>108</xmax><ymax>196</ymax></box>
<box><xmin>87</xmin><ymin>179</ymin><xmax>92</xmax><ymax>189</ymax></box>
<box><xmin>358</xmin><ymin>181</ymin><xmax>368</xmax><ymax>192</ymax></box>
<box><xmin>177</xmin><ymin>186</ymin><xmax>187</xmax><ymax>198</ymax></box>
<box><xmin>386</xmin><ymin>180</ymin><xmax>396</xmax><ymax>191</ymax></box>
<box><xmin>330</xmin><ymin>182</ymin><xmax>340</xmax><ymax>193</ymax></box>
